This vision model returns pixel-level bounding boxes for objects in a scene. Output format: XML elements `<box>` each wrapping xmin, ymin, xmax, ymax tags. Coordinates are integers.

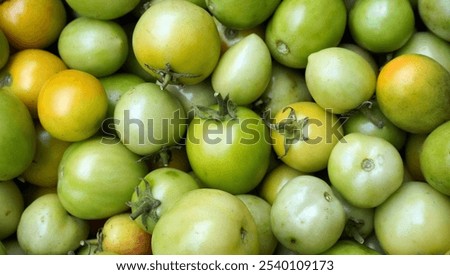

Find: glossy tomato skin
<box><xmin>0</xmin><ymin>89</ymin><xmax>36</xmax><ymax>181</ymax></box>
<box><xmin>265</xmin><ymin>0</ymin><xmax>347</xmax><ymax>68</ymax></box>
<box><xmin>374</xmin><ymin>181</ymin><xmax>450</xmax><ymax>254</ymax></box>
<box><xmin>57</xmin><ymin>137</ymin><xmax>149</xmax><ymax>220</ymax></box>
<box><xmin>185</xmin><ymin>105</ymin><xmax>272</xmax><ymax>194</ymax></box>
<box><xmin>17</xmin><ymin>193</ymin><xmax>89</xmax><ymax>255</ymax></box>
<box><xmin>132</xmin><ymin>0</ymin><xmax>221</xmax><ymax>85</ymax></box>
<box><xmin>0</xmin><ymin>181</ymin><xmax>24</xmax><ymax>240</ymax></box>
<box><xmin>151</xmin><ymin>188</ymin><xmax>259</xmax><ymax>255</ymax></box>
<box><xmin>65</xmin><ymin>0</ymin><xmax>141</xmax><ymax>20</ymax></box>
<box><xmin>328</xmin><ymin>133</ymin><xmax>404</xmax><ymax>208</ymax></box>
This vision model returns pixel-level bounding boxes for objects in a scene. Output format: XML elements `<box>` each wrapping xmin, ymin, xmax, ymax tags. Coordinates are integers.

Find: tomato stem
<box><xmin>193</xmin><ymin>94</ymin><xmax>237</xmax><ymax>121</ymax></box>
<box><xmin>128</xmin><ymin>179</ymin><xmax>161</xmax><ymax>228</ymax></box>
<box><xmin>357</xmin><ymin>100</ymin><xmax>385</xmax><ymax>128</ymax></box>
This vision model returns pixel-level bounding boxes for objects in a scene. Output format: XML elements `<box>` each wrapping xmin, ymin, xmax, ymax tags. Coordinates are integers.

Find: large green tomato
<box><xmin>0</xmin><ymin>180</ymin><xmax>24</xmax><ymax>240</ymax></box>
<box><xmin>65</xmin><ymin>0</ymin><xmax>141</xmax><ymax>20</ymax></box>
<box><xmin>420</xmin><ymin>121</ymin><xmax>450</xmax><ymax>195</ymax></box>
<box><xmin>57</xmin><ymin>137</ymin><xmax>149</xmax><ymax>220</ymax></box>
<box><xmin>348</xmin><ymin>0</ymin><xmax>415</xmax><ymax>53</ymax></box>
<box><xmin>58</xmin><ymin>17</ymin><xmax>129</xmax><ymax>77</ymax></box>
<box><xmin>114</xmin><ymin>82</ymin><xmax>187</xmax><ymax>156</ymax></box>
<box><xmin>418</xmin><ymin>0</ymin><xmax>450</xmax><ymax>41</ymax></box>
<box><xmin>0</xmin><ymin>89</ymin><xmax>36</xmax><ymax>181</ymax></box>
<box><xmin>17</xmin><ymin>193</ymin><xmax>89</xmax><ymax>255</ymax></box>
<box><xmin>185</xmin><ymin>99</ymin><xmax>272</xmax><ymax>194</ymax></box>
<box><xmin>265</xmin><ymin>0</ymin><xmax>347</xmax><ymax>68</ymax></box>
<box><xmin>129</xmin><ymin>167</ymin><xmax>201</xmax><ymax>234</ymax></box>
<box><xmin>374</xmin><ymin>181</ymin><xmax>450</xmax><ymax>254</ymax></box>
<box><xmin>151</xmin><ymin>188</ymin><xmax>259</xmax><ymax>255</ymax></box>
<box><xmin>271</xmin><ymin>175</ymin><xmax>346</xmax><ymax>255</ymax></box>
<box><xmin>328</xmin><ymin>133</ymin><xmax>404</xmax><ymax>208</ymax></box>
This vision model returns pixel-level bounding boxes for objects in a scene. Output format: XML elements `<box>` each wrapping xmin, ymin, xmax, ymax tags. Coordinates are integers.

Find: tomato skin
<box><xmin>57</xmin><ymin>137</ymin><xmax>149</xmax><ymax>220</ymax></box>
<box><xmin>321</xmin><ymin>240</ymin><xmax>380</xmax><ymax>255</ymax></box>
<box><xmin>0</xmin><ymin>181</ymin><xmax>25</xmax><ymax>240</ymax></box>
<box><xmin>65</xmin><ymin>0</ymin><xmax>141</xmax><ymax>20</ymax></box>
<box><xmin>151</xmin><ymin>188</ymin><xmax>259</xmax><ymax>255</ymax></box>
<box><xmin>0</xmin><ymin>89</ymin><xmax>36</xmax><ymax>181</ymax></box>
<box><xmin>16</xmin><ymin>193</ymin><xmax>89</xmax><ymax>255</ymax></box>
<box><xmin>132</xmin><ymin>0</ymin><xmax>221</xmax><ymax>86</ymax></box>
<box><xmin>185</xmin><ymin>105</ymin><xmax>272</xmax><ymax>194</ymax></box>
<box><xmin>328</xmin><ymin>133</ymin><xmax>404</xmax><ymax>208</ymax></box>
<box><xmin>374</xmin><ymin>181</ymin><xmax>450</xmax><ymax>254</ymax></box>
<box><xmin>265</xmin><ymin>0</ymin><xmax>347</xmax><ymax>68</ymax></box>
<box><xmin>271</xmin><ymin>175</ymin><xmax>346</xmax><ymax>255</ymax></box>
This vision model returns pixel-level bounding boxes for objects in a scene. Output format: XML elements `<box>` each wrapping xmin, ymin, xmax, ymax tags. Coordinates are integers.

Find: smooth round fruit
<box><xmin>418</xmin><ymin>0</ymin><xmax>450</xmax><ymax>41</ymax></box>
<box><xmin>376</xmin><ymin>54</ymin><xmax>450</xmax><ymax>134</ymax></box>
<box><xmin>349</xmin><ymin>0</ymin><xmax>415</xmax><ymax>53</ymax></box>
<box><xmin>132</xmin><ymin>0</ymin><xmax>221</xmax><ymax>86</ymax></box>
<box><xmin>58</xmin><ymin>17</ymin><xmax>129</xmax><ymax>77</ymax></box>
<box><xmin>38</xmin><ymin>69</ymin><xmax>108</xmax><ymax>142</ymax></box>
<box><xmin>420</xmin><ymin>121</ymin><xmax>450</xmax><ymax>195</ymax></box>
<box><xmin>265</xmin><ymin>0</ymin><xmax>347</xmax><ymax>68</ymax></box>
<box><xmin>305</xmin><ymin>47</ymin><xmax>376</xmax><ymax>114</ymax></box>
<box><xmin>374</xmin><ymin>181</ymin><xmax>450</xmax><ymax>255</ymax></box>
<box><xmin>0</xmin><ymin>0</ymin><xmax>67</xmax><ymax>50</ymax></box>
<box><xmin>0</xmin><ymin>181</ymin><xmax>24</xmax><ymax>240</ymax></box>
<box><xmin>0</xmin><ymin>90</ymin><xmax>36</xmax><ymax>181</ymax></box>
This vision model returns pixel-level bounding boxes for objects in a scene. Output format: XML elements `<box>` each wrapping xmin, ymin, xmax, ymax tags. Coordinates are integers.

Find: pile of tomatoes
<box><xmin>1</xmin><ymin>0</ymin><xmax>449</xmax><ymax>255</ymax></box>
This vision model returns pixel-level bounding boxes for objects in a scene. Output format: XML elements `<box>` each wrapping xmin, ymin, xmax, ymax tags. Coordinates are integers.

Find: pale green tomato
<box><xmin>374</xmin><ymin>181</ymin><xmax>450</xmax><ymax>254</ymax></box>
<box><xmin>151</xmin><ymin>188</ymin><xmax>259</xmax><ymax>255</ymax></box>
<box><xmin>418</xmin><ymin>0</ymin><xmax>450</xmax><ymax>41</ymax></box>
<box><xmin>212</xmin><ymin>33</ymin><xmax>272</xmax><ymax>106</ymax></box>
<box><xmin>271</xmin><ymin>175</ymin><xmax>346</xmax><ymax>255</ymax></box>
<box><xmin>17</xmin><ymin>193</ymin><xmax>89</xmax><ymax>255</ymax></box>
<box><xmin>305</xmin><ymin>47</ymin><xmax>376</xmax><ymax>114</ymax></box>
<box><xmin>328</xmin><ymin>133</ymin><xmax>404</xmax><ymax>208</ymax></box>
<box><xmin>65</xmin><ymin>0</ymin><xmax>141</xmax><ymax>20</ymax></box>
<box><xmin>236</xmin><ymin>194</ymin><xmax>278</xmax><ymax>255</ymax></box>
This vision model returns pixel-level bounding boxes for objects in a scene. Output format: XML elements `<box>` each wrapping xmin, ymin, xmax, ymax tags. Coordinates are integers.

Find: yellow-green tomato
<box><xmin>305</xmin><ymin>47</ymin><xmax>376</xmax><ymax>114</ymax></box>
<box><xmin>418</xmin><ymin>0</ymin><xmax>450</xmax><ymax>41</ymax></box>
<box><xmin>374</xmin><ymin>181</ymin><xmax>450</xmax><ymax>254</ymax></box>
<box><xmin>0</xmin><ymin>181</ymin><xmax>24</xmax><ymax>240</ymax></box>
<box><xmin>236</xmin><ymin>194</ymin><xmax>278</xmax><ymax>255</ymax></box>
<box><xmin>151</xmin><ymin>188</ymin><xmax>259</xmax><ymax>255</ymax></box>
<box><xmin>205</xmin><ymin>0</ymin><xmax>281</xmax><ymax>30</ymax></box>
<box><xmin>328</xmin><ymin>133</ymin><xmax>404</xmax><ymax>208</ymax></box>
<box><xmin>129</xmin><ymin>167</ymin><xmax>201</xmax><ymax>234</ymax></box>
<box><xmin>212</xmin><ymin>33</ymin><xmax>272</xmax><ymax>106</ymax></box>
<box><xmin>17</xmin><ymin>193</ymin><xmax>89</xmax><ymax>255</ymax></box>
<box><xmin>271</xmin><ymin>175</ymin><xmax>346</xmax><ymax>255</ymax></box>
<box><xmin>265</xmin><ymin>0</ymin><xmax>347</xmax><ymax>68</ymax></box>
<box><xmin>321</xmin><ymin>240</ymin><xmax>380</xmax><ymax>255</ymax></box>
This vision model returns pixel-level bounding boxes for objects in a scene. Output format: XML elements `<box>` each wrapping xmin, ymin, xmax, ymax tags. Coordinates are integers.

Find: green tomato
<box><xmin>0</xmin><ymin>181</ymin><xmax>24</xmax><ymax>240</ymax></box>
<box><xmin>58</xmin><ymin>17</ymin><xmax>129</xmax><ymax>77</ymax></box>
<box><xmin>236</xmin><ymin>194</ymin><xmax>278</xmax><ymax>255</ymax></box>
<box><xmin>265</xmin><ymin>0</ymin><xmax>347</xmax><ymax>68</ymax></box>
<box><xmin>418</xmin><ymin>0</ymin><xmax>450</xmax><ymax>41</ymax></box>
<box><xmin>321</xmin><ymin>240</ymin><xmax>380</xmax><ymax>255</ymax></box>
<box><xmin>305</xmin><ymin>47</ymin><xmax>376</xmax><ymax>114</ymax></box>
<box><xmin>0</xmin><ymin>28</ymin><xmax>9</xmax><ymax>70</ymax></box>
<box><xmin>328</xmin><ymin>133</ymin><xmax>404</xmax><ymax>208</ymax></box>
<box><xmin>395</xmin><ymin>31</ymin><xmax>450</xmax><ymax>72</ymax></box>
<box><xmin>420</xmin><ymin>121</ymin><xmax>450</xmax><ymax>195</ymax></box>
<box><xmin>348</xmin><ymin>0</ymin><xmax>415</xmax><ymax>53</ymax></box>
<box><xmin>65</xmin><ymin>0</ymin><xmax>141</xmax><ymax>20</ymax></box>
<box><xmin>151</xmin><ymin>188</ymin><xmax>259</xmax><ymax>254</ymax></box>
<box><xmin>57</xmin><ymin>136</ymin><xmax>149</xmax><ymax>220</ymax></box>
<box><xmin>271</xmin><ymin>175</ymin><xmax>346</xmax><ymax>255</ymax></box>
<box><xmin>256</xmin><ymin>60</ymin><xmax>313</xmax><ymax>117</ymax></box>
<box><xmin>17</xmin><ymin>193</ymin><xmax>89</xmax><ymax>255</ymax></box>
<box><xmin>0</xmin><ymin>89</ymin><xmax>36</xmax><ymax>181</ymax></box>
<box><xmin>186</xmin><ymin>102</ymin><xmax>272</xmax><ymax>194</ymax></box>
<box><xmin>374</xmin><ymin>181</ymin><xmax>450</xmax><ymax>254</ymax></box>
<box><xmin>205</xmin><ymin>0</ymin><xmax>281</xmax><ymax>30</ymax></box>
<box><xmin>343</xmin><ymin>100</ymin><xmax>407</xmax><ymax>150</ymax></box>
<box><xmin>114</xmin><ymin>82</ymin><xmax>187</xmax><ymax>156</ymax></box>
<box><xmin>339</xmin><ymin>43</ymin><xmax>379</xmax><ymax>74</ymax></box>
<box><xmin>212</xmin><ymin>33</ymin><xmax>272</xmax><ymax>106</ymax></box>
<box><xmin>129</xmin><ymin>167</ymin><xmax>200</xmax><ymax>234</ymax></box>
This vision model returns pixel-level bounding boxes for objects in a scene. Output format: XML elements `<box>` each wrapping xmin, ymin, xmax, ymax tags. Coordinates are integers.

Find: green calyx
<box><xmin>128</xmin><ymin>178</ymin><xmax>161</xmax><ymax>231</ymax></box>
<box><xmin>193</xmin><ymin>94</ymin><xmax>238</xmax><ymax>121</ymax></box>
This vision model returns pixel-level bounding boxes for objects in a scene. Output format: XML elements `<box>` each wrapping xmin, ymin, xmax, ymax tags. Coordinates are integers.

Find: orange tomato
<box><xmin>0</xmin><ymin>49</ymin><xmax>67</xmax><ymax>118</ymax></box>
<box><xmin>0</xmin><ymin>0</ymin><xmax>67</xmax><ymax>50</ymax></box>
<box><xmin>37</xmin><ymin>69</ymin><xmax>108</xmax><ymax>142</ymax></box>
